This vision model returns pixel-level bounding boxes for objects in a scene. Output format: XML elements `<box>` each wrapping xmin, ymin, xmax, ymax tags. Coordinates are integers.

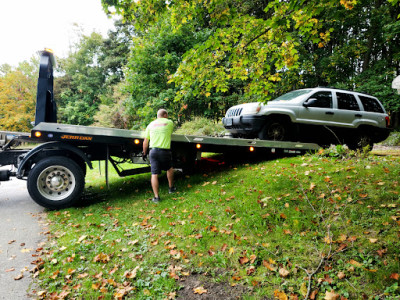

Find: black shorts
<box><xmin>149</xmin><ymin>148</ymin><xmax>172</xmax><ymax>175</ymax></box>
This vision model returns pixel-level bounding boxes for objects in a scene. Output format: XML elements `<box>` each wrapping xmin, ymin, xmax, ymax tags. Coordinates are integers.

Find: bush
<box><xmin>381</xmin><ymin>131</ymin><xmax>400</xmax><ymax>146</ymax></box>
<box><xmin>175</xmin><ymin>117</ymin><xmax>227</xmax><ymax>137</ymax></box>
<box><xmin>315</xmin><ymin>144</ymin><xmax>370</xmax><ymax>159</ymax></box>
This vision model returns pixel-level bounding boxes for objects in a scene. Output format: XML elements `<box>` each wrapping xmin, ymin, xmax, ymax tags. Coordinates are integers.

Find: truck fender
<box><xmin>17</xmin><ymin>142</ymin><xmax>92</xmax><ymax>178</ymax></box>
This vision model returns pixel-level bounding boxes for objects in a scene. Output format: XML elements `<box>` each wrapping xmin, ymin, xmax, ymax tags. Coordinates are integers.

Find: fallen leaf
<box><xmin>390</xmin><ymin>273</ymin><xmax>399</xmax><ymax>280</ymax></box>
<box><xmin>124</xmin><ymin>266</ymin><xmax>140</xmax><ymax>279</ymax></box>
<box><xmin>377</xmin><ymin>248</ymin><xmax>387</xmax><ymax>257</ymax></box>
<box><xmin>369</xmin><ymin>238</ymin><xmax>378</xmax><ymax>244</ymax></box>
<box><xmin>246</xmin><ymin>266</ymin><xmax>256</xmax><ymax>275</ymax></box>
<box><xmin>263</xmin><ymin>260</ymin><xmax>277</xmax><ymax>271</ymax></box>
<box><xmin>128</xmin><ymin>240</ymin><xmax>139</xmax><ymax>246</ymax></box>
<box><xmin>337</xmin><ymin>272</ymin><xmax>345</xmax><ymax>279</ymax></box>
<box><xmin>93</xmin><ymin>253</ymin><xmax>110</xmax><ymax>263</ymax></box>
<box><xmin>250</xmin><ymin>254</ymin><xmax>257</xmax><ymax>264</ymax></box>
<box><xmin>239</xmin><ymin>256</ymin><xmax>249</xmax><ymax>265</ymax></box>
<box><xmin>279</xmin><ymin>267</ymin><xmax>290</xmax><ymax>278</ymax></box>
<box><xmin>92</xmin><ymin>282</ymin><xmax>101</xmax><ymax>290</ymax></box>
<box><xmin>349</xmin><ymin>259</ymin><xmax>363</xmax><ymax>268</ymax></box>
<box><xmin>310</xmin><ymin>290</ymin><xmax>318</xmax><ymax>299</ymax></box>
<box><xmin>324</xmin><ymin>290</ymin><xmax>339</xmax><ymax>300</ymax></box>
<box><xmin>77</xmin><ymin>273</ymin><xmax>89</xmax><ymax>279</ymax></box>
<box><xmin>14</xmin><ymin>274</ymin><xmax>24</xmax><ymax>280</ymax></box>
<box><xmin>274</xmin><ymin>290</ymin><xmax>288</xmax><ymax>300</ymax></box>
<box><xmin>193</xmin><ymin>286</ymin><xmax>207</xmax><ymax>294</ymax></box>
<box><xmin>77</xmin><ymin>235</ymin><xmax>87</xmax><ymax>243</ymax></box>
<box><xmin>20</xmin><ymin>248</ymin><xmax>33</xmax><ymax>253</ymax></box>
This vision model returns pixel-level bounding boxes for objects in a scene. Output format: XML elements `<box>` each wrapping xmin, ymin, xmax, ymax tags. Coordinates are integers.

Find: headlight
<box><xmin>241</xmin><ymin>103</ymin><xmax>262</xmax><ymax>115</ymax></box>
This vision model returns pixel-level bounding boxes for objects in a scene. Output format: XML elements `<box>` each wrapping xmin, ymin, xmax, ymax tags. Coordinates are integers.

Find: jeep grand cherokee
<box><xmin>222</xmin><ymin>88</ymin><xmax>391</xmax><ymax>149</ymax></box>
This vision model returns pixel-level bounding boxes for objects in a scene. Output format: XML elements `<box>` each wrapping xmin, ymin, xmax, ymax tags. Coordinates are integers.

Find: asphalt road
<box><xmin>0</xmin><ymin>174</ymin><xmax>46</xmax><ymax>300</ymax></box>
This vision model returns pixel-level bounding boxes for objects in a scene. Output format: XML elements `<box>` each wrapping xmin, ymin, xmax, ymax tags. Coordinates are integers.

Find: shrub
<box><xmin>175</xmin><ymin>117</ymin><xmax>227</xmax><ymax>137</ymax></box>
<box><xmin>382</xmin><ymin>131</ymin><xmax>400</xmax><ymax>146</ymax></box>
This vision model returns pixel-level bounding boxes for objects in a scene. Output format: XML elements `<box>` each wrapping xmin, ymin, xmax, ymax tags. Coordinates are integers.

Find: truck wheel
<box><xmin>27</xmin><ymin>156</ymin><xmax>85</xmax><ymax>209</ymax></box>
<box><xmin>348</xmin><ymin>132</ymin><xmax>373</xmax><ymax>151</ymax></box>
<box><xmin>258</xmin><ymin>121</ymin><xmax>290</xmax><ymax>141</ymax></box>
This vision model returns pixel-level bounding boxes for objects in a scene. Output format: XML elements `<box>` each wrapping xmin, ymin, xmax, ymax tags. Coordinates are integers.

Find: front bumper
<box><xmin>222</xmin><ymin>115</ymin><xmax>266</xmax><ymax>135</ymax></box>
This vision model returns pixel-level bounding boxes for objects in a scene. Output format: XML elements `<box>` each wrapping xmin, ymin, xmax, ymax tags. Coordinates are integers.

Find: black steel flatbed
<box><xmin>30</xmin><ymin>122</ymin><xmax>319</xmax><ymax>153</ymax></box>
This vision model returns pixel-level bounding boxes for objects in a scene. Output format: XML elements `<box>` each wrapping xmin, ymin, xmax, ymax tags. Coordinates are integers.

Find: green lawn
<box><xmin>33</xmin><ymin>149</ymin><xmax>400</xmax><ymax>299</ymax></box>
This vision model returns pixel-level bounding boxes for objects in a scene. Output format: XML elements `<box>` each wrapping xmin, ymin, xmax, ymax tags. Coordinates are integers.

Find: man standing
<box><xmin>142</xmin><ymin>109</ymin><xmax>176</xmax><ymax>203</ymax></box>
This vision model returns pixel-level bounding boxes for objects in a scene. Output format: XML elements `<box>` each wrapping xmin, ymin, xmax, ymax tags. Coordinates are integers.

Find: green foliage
<box><xmin>175</xmin><ymin>117</ymin><xmax>226</xmax><ymax>136</ymax></box>
<box><xmin>100</xmin><ymin>0</ymin><xmax>400</xmax><ymax>129</ymax></box>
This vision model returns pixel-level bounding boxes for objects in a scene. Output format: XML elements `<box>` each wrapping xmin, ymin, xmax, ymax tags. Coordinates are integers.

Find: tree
<box><xmin>0</xmin><ymin>59</ymin><xmax>38</xmax><ymax>131</ymax></box>
<box><xmin>55</xmin><ymin>32</ymin><xmax>106</xmax><ymax>125</ymax></box>
<box><xmin>55</xmin><ymin>21</ymin><xmax>133</xmax><ymax>127</ymax></box>
<box><xmin>102</xmin><ymin>0</ymin><xmax>400</xmax><ymax>128</ymax></box>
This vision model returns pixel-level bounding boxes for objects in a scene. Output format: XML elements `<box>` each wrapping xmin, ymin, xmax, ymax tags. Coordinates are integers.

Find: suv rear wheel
<box><xmin>348</xmin><ymin>131</ymin><xmax>374</xmax><ymax>150</ymax></box>
<box><xmin>258</xmin><ymin>120</ymin><xmax>291</xmax><ymax>141</ymax></box>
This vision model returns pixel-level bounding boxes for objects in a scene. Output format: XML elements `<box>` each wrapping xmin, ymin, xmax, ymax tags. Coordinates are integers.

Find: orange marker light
<box><xmin>249</xmin><ymin>146</ymin><xmax>255</xmax><ymax>152</ymax></box>
<box><xmin>134</xmin><ymin>139</ymin><xmax>140</xmax><ymax>144</ymax></box>
<box><xmin>196</xmin><ymin>143</ymin><xmax>202</xmax><ymax>149</ymax></box>
<box><xmin>34</xmin><ymin>131</ymin><xmax>42</xmax><ymax>138</ymax></box>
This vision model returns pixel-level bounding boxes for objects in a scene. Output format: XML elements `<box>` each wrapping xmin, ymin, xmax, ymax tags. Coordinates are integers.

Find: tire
<box><xmin>27</xmin><ymin>156</ymin><xmax>85</xmax><ymax>209</ymax></box>
<box><xmin>348</xmin><ymin>132</ymin><xmax>374</xmax><ymax>151</ymax></box>
<box><xmin>258</xmin><ymin>120</ymin><xmax>291</xmax><ymax>141</ymax></box>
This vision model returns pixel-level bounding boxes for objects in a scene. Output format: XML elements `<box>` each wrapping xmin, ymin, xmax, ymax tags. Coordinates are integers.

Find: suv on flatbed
<box><xmin>222</xmin><ymin>87</ymin><xmax>391</xmax><ymax>149</ymax></box>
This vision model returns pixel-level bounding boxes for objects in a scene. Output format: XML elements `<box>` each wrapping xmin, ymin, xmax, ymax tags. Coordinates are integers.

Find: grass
<box><xmin>33</xmin><ymin>149</ymin><xmax>400</xmax><ymax>299</ymax></box>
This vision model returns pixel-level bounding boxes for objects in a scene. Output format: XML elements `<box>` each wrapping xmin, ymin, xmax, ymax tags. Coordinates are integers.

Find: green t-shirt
<box><xmin>144</xmin><ymin>118</ymin><xmax>174</xmax><ymax>149</ymax></box>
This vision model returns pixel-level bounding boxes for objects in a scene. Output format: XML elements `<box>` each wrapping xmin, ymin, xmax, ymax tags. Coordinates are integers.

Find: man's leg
<box><xmin>167</xmin><ymin>167</ymin><xmax>174</xmax><ymax>188</ymax></box>
<box><xmin>151</xmin><ymin>174</ymin><xmax>159</xmax><ymax>198</ymax></box>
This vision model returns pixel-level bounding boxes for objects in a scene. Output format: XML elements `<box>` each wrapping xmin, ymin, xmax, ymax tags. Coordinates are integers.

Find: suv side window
<box><xmin>337</xmin><ymin>92</ymin><xmax>360</xmax><ymax>111</ymax></box>
<box><xmin>307</xmin><ymin>91</ymin><xmax>332</xmax><ymax>108</ymax></box>
<box><xmin>359</xmin><ymin>96</ymin><xmax>384</xmax><ymax>113</ymax></box>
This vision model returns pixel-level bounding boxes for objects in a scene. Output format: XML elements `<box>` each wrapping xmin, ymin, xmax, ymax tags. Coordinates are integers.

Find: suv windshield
<box><xmin>272</xmin><ymin>89</ymin><xmax>313</xmax><ymax>101</ymax></box>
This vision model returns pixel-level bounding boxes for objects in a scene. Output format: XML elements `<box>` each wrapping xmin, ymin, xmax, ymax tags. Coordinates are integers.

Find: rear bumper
<box><xmin>372</xmin><ymin>127</ymin><xmax>391</xmax><ymax>143</ymax></box>
<box><xmin>222</xmin><ymin>115</ymin><xmax>266</xmax><ymax>135</ymax></box>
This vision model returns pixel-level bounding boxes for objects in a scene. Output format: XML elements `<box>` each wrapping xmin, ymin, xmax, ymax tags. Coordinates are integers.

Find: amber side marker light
<box><xmin>34</xmin><ymin>131</ymin><xmax>42</xmax><ymax>138</ymax></box>
<box><xmin>134</xmin><ymin>139</ymin><xmax>140</xmax><ymax>144</ymax></box>
<box><xmin>196</xmin><ymin>143</ymin><xmax>202</xmax><ymax>149</ymax></box>
<box><xmin>249</xmin><ymin>146</ymin><xmax>255</xmax><ymax>152</ymax></box>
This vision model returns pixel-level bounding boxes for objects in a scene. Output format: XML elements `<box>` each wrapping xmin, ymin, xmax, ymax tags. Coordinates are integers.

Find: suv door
<box><xmin>332</xmin><ymin>92</ymin><xmax>362</xmax><ymax>128</ymax></box>
<box><xmin>358</xmin><ymin>95</ymin><xmax>387</xmax><ymax>128</ymax></box>
<box><xmin>298</xmin><ymin>91</ymin><xmax>335</xmax><ymax>125</ymax></box>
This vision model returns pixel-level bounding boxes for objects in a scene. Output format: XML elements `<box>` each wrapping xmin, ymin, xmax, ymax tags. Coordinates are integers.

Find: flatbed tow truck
<box><xmin>0</xmin><ymin>50</ymin><xmax>320</xmax><ymax>209</ymax></box>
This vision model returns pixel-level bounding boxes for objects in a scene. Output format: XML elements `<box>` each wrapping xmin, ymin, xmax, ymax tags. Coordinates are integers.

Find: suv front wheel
<box><xmin>258</xmin><ymin>120</ymin><xmax>291</xmax><ymax>141</ymax></box>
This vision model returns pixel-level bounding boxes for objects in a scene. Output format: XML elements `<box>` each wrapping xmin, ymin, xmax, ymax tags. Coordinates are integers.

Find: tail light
<box><xmin>385</xmin><ymin>116</ymin><xmax>390</xmax><ymax>127</ymax></box>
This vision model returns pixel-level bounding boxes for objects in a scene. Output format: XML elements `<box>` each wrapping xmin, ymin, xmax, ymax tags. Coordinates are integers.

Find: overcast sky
<box><xmin>0</xmin><ymin>0</ymin><xmax>116</xmax><ymax>67</ymax></box>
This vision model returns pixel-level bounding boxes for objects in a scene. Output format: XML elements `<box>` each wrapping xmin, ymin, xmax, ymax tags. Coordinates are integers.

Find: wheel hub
<box><xmin>37</xmin><ymin>166</ymin><xmax>75</xmax><ymax>201</ymax></box>
<box><xmin>48</xmin><ymin>172</ymin><xmax>68</xmax><ymax>192</ymax></box>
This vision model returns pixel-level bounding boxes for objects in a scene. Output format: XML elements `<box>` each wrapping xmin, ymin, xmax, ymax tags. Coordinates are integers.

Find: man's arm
<box><xmin>143</xmin><ymin>138</ymin><xmax>149</xmax><ymax>156</ymax></box>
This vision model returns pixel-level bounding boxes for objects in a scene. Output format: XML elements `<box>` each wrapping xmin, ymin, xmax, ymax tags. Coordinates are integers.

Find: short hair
<box><xmin>157</xmin><ymin>109</ymin><xmax>168</xmax><ymax>118</ymax></box>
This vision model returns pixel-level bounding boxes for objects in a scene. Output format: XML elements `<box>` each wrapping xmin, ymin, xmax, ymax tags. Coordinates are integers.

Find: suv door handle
<box><xmin>325</xmin><ymin>112</ymin><xmax>334</xmax><ymax>115</ymax></box>
<box><xmin>355</xmin><ymin>114</ymin><xmax>362</xmax><ymax>117</ymax></box>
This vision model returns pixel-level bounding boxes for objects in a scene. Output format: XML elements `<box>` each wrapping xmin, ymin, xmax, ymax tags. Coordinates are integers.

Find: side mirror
<box><xmin>303</xmin><ymin>98</ymin><xmax>317</xmax><ymax>108</ymax></box>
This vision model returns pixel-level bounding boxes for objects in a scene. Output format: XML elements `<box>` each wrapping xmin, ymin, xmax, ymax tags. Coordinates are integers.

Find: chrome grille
<box><xmin>226</xmin><ymin>107</ymin><xmax>243</xmax><ymax>117</ymax></box>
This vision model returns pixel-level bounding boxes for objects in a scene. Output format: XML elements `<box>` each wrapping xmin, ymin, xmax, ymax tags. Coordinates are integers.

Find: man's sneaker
<box><xmin>169</xmin><ymin>187</ymin><xmax>177</xmax><ymax>194</ymax></box>
<box><xmin>152</xmin><ymin>197</ymin><xmax>161</xmax><ymax>203</ymax></box>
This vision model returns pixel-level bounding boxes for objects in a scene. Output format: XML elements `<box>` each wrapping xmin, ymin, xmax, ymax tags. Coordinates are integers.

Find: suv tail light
<box><xmin>385</xmin><ymin>116</ymin><xmax>390</xmax><ymax>127</ymax></box>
